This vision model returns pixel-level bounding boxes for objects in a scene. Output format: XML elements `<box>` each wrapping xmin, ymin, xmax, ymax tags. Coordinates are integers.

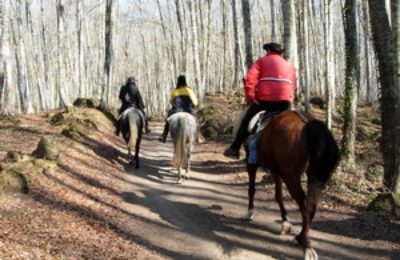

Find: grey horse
<box><xmin>119</xmin><ymin>107</ymin><xmax>144</xmax><ymax>168</ymax></box>
<box><xmin>167</xmin><ymin>112</ymin><xmax>197</xmax><ymax>183</ymax></box>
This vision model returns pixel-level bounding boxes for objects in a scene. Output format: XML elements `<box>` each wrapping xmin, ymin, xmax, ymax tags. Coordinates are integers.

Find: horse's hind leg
<box><xmin>184</xmin><ymin>143</ymin><xmax>192</xmax><ymax>180</ymax></box>
<box><xmin>301</xmin><ymin>181</ymin><xmax>323</xmax><ymax>260</ymax></box>
<box><xmin>135</xmin><ymin>135</ymin><xmax>142</xmax><ymax>169</ymax></box>
<box><xmin>177</xmin><ymin>167</ymin><xmax>182</xmax><ymax>184</ymax></box>
<box><xmin>243</xmin><ymin>163</ymin><xmax>258</xmax><ymax>221</ymax></box>
<box><xmin>272</xmin><ymin>173</ymin><xmax>291</xmax><ymax>235</ymax></box>
<box><xmin>285</xmin><ymin>177</ymin><xmax>314</xmax><ymax>250</ymax></box>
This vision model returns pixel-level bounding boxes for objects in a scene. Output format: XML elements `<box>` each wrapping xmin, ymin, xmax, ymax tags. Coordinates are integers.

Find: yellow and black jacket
<box><xmin>169</xmin><ymin>86</ymin><xmax>198</xmax><ymax>115</ymax></box>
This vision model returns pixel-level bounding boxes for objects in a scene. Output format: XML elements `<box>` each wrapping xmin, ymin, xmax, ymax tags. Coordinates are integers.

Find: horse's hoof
<box><xmin>280</xmin><ymin>221</ymin><xmax>292</xmax><ymax>235</ymax></box>
<box><xmin>177</xmin><ymin>178</ymin><xmax>183</xmax><ymax>184</ymax></box>
<box><xmin>295</xmin><ymin>234</ymin><xmax>311</xmax><ymax>249</ymax></box>
<box><xmin>135</xmin><ymin>165</ymin><xmax>139</xmax><ymax>169</ymax></box>
<box><xmin>240</xmin><ymin>209</ymin><xmax>253</xmax><ymax>221</ymax></box>
<box><xmin>183</xmin><ymin>174</ymin><xmax>190</xmax><ymax>180</ymax></box>
<box><xmin>304</xmin><ymin>248</ymin><xmax>318</xmax><ymax>260</ymax></box>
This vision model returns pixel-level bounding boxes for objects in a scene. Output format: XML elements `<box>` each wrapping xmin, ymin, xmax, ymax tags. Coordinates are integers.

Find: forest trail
<box><xmin>0</xmin><ymin>112</ymin><xmax>398</xmax><ymax>259</ymax></box>
<box><xmin>117</xmin><ymin>123</ymin><xmax>399</xmax><ymax>259</ymax></box>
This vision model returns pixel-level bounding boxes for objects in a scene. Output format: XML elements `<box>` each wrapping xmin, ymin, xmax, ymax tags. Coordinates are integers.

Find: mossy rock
<box><xmin>50</xmin><ymin>112</ymin><xmax>65</xmax><ymax>125</ymax></box>
<box><xmin>356</xmin><ymin>124</ymin><xmax>374</xmax><ymax>141</ymax></box>
<box><xmin>368</xmin><ymin>193</ymin><xmax>400</xmax><ymax>218</ymax></box>
<box><xmin>32</xmin><ymin>137</ymin><xmax>60</xmax><ymax>160</ymax></box>
<box><xmin>0</xmin><ymin>169</ymin><xmax>29</xmax><ymax>194</ymax></box>
<box><xmin>366</xmin><ymin>163</ymin><xmax>384</xmax><ymax>182</ymax></box>
<box><xmin>73</xmin><ymin>98</ymin><xmax>100</xmax><ymax>108</ymax></box>
<box><xmin>201</xmin><ymin>119</ymin><xmax>220</xmax><ymax>138</ymax></box>
<box><xmin>5</xmin><ymin>151</ymin><xmax>22</xmax><ymax>162</ymax></box>
<box><xmin>62</xmin><ymin>122</ymin><xmax>85</xmax><ymax>139</ymax></box>
<box><xmin>10</xmin><ymin>159</ymin><xmax>57</xmax><ymax>174</ymax></box>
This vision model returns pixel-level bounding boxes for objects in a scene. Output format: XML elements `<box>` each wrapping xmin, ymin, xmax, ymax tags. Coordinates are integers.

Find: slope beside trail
<box><xmin>0</xmin><ymin>110</ymin><xmax>399</xmax><ymax>259</ymax></box>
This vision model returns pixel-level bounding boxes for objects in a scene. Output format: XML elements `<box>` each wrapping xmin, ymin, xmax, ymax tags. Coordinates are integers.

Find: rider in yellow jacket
<box><xmin>159</xmin><ymin>75</ymin><xmax>198</xmax><ymax>142</ymax></box>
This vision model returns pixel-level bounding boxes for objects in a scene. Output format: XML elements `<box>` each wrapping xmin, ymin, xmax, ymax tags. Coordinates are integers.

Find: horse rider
<box><xmin>224</xmin><ymin>42</ymin><xmax>297</xmax><ymax>159</ymax></box>
<box><xmin>115</xmin><ymin>76</ymin><xmax>151</xmax><ymax>136</ymax></box>
<box><xmin>158</xmin><ymin>75</ymin><xmax>198</xmax><ymax>143</ymax></box>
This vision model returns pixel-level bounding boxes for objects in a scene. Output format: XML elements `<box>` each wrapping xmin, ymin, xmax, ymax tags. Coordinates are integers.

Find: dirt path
<box><xmin>118</xmin><ymin>123</ymin><xmax>399</xmax><ymax>260</ymax></box>
<box><xmin>0</xmin><ymin>112</ymin><xmax>398</xmax><ymax>259</ymax></box>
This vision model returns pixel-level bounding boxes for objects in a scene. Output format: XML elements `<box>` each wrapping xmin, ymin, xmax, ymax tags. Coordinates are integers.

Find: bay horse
<box><xmin>245</xmin><ymin>110</ymin><xmax>340</xmax><ymax>260</ymax></box>
<box><xmin>119</xmin><ymin>107</ymin><xmax>144</xmax><ymax>168</ymax></box>
<box><xmin>168</xmin><ymin>112</ymin><xmax>197</xmax><ymax>183</ymax></box>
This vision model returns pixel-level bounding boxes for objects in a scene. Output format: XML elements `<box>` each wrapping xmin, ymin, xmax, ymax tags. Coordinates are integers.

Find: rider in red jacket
<box><xmin>224</xmin><ymin>43</ymin><xmax>296</xmax><ymax>159</ymax></box>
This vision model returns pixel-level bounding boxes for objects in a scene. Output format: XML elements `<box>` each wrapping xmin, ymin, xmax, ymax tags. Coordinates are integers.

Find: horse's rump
<box><xmin>258</xmin><ymin>110</ymin><xmax>339</xmax><ymax>184</ymax></box>
<box><xmin>168</xmin><ymin>112</ymin><xmax>197</xmax><ymax>169</ymax></box>
<box><xmin>120</xmin><ymin>107</ymin><xmax>143</xmax><ymax>148</ymax></box>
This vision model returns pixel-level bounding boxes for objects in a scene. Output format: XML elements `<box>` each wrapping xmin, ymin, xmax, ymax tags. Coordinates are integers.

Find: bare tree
<box><xmin>341</xmin><ymin>0</ymin><xmax>358</xmax><ymax>169</ymax></box>
<box><xmin>368</xmin><ymin>0</ymin><xmax>399</xmax><ymax>191</ymax></box>
<box><xmin>56</xmin><ymin>0</ymin><xmax>67</xmax><ymax>107</ymax></box>
<box><xmin>102</xmin><ymin>0</ymin><xmax>114</xmax><ymax>104</ymax></box>
<box><xmin>324</xmin><ymin>0</ymin><xmax>334</xmax><ymax>128</ymax></box>
<box><xmin>241</xmin><ymin>0</ymin><xmax>253</xmax><ymax>69</ymax></box>
<box><xmin>231</xmin><ymin>0</ymin><xmax>241</xmax><ymax>88</ymax></box>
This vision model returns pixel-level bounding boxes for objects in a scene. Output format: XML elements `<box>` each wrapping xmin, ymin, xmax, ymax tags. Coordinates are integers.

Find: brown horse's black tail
<box><xmin>304</xmin><ymin>120</ymin><xmax>340</xmax><ymax>186</ymax></box>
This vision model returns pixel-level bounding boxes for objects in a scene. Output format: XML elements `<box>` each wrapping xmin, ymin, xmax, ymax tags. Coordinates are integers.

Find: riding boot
<box><xmin>158</xmin><ymin>122</ymin><xmax>169</xmax><ymax>143</ymax></box>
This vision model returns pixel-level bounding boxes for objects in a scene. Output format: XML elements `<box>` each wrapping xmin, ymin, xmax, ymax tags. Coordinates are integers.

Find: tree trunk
<box><xmin>14</xmin><ymin>0</ymin><xmax>32</xmax><ymax>113</ymax></box>
<box><xmin>56</xmin><ymin>0</ymin><xmax>67</xmax><ymax>107</ymax></box>
<box><xmin>341</xmin><ymin>0</ymin><xmax>358</xmax><ymax>169</ymax></box>
<box><xmin>281</xmin><ymin>0</ymin><xmax>296</xmax><ymax>62</ymax></box>
<box><xmin>368</xmin><ymin>0</ymin><xmax>398</xmax><ymax>191</ymax></box>
<box><xmin>102</xmin><ymin>0</ymin><xmax>114</xmax><ymax>105</ymax></box>
<box><xmin>232</xmin><ymin>0</ymin><xmax>241</xmax><ymax>89</ymax></box>
<box><xmin>241</xmin><ymin>0</ymin><xmax>253</xmax><ymax>69</ymax></box>
<box><xmin>324</xmin><ymin>0</ymin><xmax>334</xmax><ymax>128</ymax></box>
<box><xmin>0</xmin><ymin>0</ymin><xmax>8</xmax><ymax>112</ymax></box>
<box><xmin>188</xmin><ymin>1</ymin><xmax>203</xmax><ymax>100</ymax></box>
<box><xmin>77</xmin><ymin>0</ymin><xmax>85</xmax><ymax>98</ymax></box>
<box><xmin>270</xmin><ymin>0</ymin><xmax>277</xmax><ymax>41</ymax></box>
<box><xmin>391</xmin><ymin>0</ymin><xmax>400</xmax><ymax>193</ymax></box>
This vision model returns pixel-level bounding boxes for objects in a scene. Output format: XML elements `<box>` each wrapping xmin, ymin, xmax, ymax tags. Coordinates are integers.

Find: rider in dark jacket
<box><xmin>115</xmin><ymin>77</ymin><xmax>151</xmax><ymax>135</ymax></box>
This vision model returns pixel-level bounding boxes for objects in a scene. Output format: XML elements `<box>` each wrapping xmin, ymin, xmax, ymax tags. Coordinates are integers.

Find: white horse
<box><xmin>168</xmin><ymin>112</ymin><xmax>197</xmax><ymax>183</ymax></box>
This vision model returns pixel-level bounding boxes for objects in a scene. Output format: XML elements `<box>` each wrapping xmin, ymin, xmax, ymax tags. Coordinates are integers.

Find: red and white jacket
<box><xmin>244</xmin><ymin>52</ymin><xmax>297</xmax><ymax>103</ymax></box>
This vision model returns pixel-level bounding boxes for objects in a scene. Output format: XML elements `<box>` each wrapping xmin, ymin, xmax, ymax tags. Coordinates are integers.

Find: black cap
<box><xmin>127</xmin><ymin>76</ymin><xmax>136</xmax><ymax>84</ymax></box>
<box><xmin>263</xmin><ymin>42</ymin><xmax>284</xmax><ymax>53</ymax></box>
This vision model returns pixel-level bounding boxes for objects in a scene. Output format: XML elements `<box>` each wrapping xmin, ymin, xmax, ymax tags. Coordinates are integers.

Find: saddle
<box><xmin>247</xmin><ymin>110</ymin><xmax>281</xmax><ymax>134</ymax></box>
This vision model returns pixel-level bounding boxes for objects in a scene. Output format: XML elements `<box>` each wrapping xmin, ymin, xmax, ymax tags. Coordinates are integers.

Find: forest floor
<box><xmin>0</xmin><ymin>94</ymin><xmax>399</xmax><ymax>259</ymax></box>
